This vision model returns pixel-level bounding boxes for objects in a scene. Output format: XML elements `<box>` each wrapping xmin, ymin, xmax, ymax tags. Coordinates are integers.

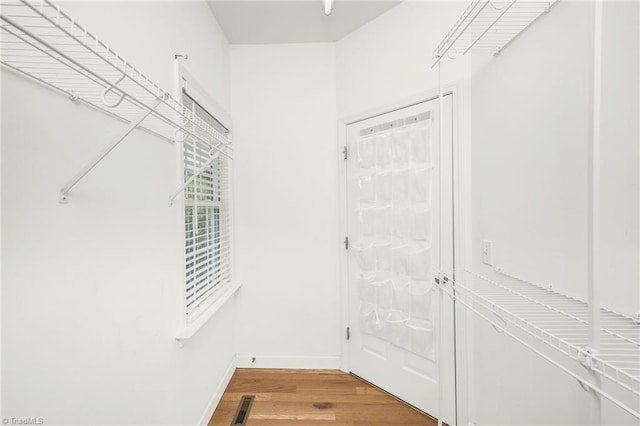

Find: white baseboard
<box><xmin>197</xmin><ymin>355</ymin><xmax>237</xmax><ymax>426</ymax></box>
<box><xmin>235</xmin><ymin>355</ymin><xmax>341</xmax><ymax>369</ymax></box>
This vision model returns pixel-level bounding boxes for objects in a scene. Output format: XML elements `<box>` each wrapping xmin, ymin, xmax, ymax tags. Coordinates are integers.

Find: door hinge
<box><xmin>342</xmin><ymin>146</ymin><xmax>348</xmax><ymax>160</ymax></box>
<box><xmin>344</xmin><ymin>236</ymin><xmax>349</xmax><ymax>250</ymax></box>
<box><xmin>346</xmin><ymin>327</ymin><xmax>350</xmax><ymax>341</ymax></box>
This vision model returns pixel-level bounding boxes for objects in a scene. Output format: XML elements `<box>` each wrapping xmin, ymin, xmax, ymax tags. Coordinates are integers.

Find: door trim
<box><xmin>336</xmin><ymin>82</ymin><xmax>471</xmax><ymax>425</ymax></box>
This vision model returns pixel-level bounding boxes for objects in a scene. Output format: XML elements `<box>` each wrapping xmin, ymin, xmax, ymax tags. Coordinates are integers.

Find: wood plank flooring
<box><xmin>208</xmin><ymin>369</ymin><xmax>437</xmax><ymax>426</ymax></box>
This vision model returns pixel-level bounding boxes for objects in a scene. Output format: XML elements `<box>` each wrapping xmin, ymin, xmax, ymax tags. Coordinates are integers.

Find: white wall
<box><xmin>337</xmin><ymin>1</ymin><xmax>639</xmax><ymax>425</ymax></box>
<box><xmin>599</xmin><ymin>0</ymin><xmax>640</xmax><ymax>317</ymax></box>
<box><xmin>471</xmin><ymin>0</ymin><xmax>639</xmax><ymax>314</ymax></box>
<box><xmin>470</xmin><ymin>1</ymin><xmax>639</xmax><ymax>425</ymax></box>
<box><xmin>336</xmin><ymin>1</ymin><xmax>469</xmax><ymax>119</ymax></box>
<box><xmin>471</xmin><ymin>0</ymin><xmax>591</xmax><ymax>303</ymax></box>
<box><xmin>230</xmin><ymin>43</ymin><xmax>341</xmax><ymax>367</ymax></box>
<box><xmin>1</xmin><ymin>2</ymin><xmax>235</xmax><ymax>425</ymax></box>
<box><xmin>227</xmin><ymin>2</ymin><xmax>470</xmax><ymax>372</ymax></box>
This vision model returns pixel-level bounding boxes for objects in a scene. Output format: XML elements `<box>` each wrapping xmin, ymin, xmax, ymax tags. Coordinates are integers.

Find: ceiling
<box><xmin>206</xmin><ymin>1</ymin><xmax>403</xmax><ymax>44</ymax></box>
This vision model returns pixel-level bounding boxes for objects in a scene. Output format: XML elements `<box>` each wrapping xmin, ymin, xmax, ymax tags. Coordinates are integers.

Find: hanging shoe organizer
<box><xmin>0</xmin><ymin>0</ymin><xmax>232</xmax><ymax>203</ymax></box>
<box><xmin>353</xmin><ymin>112</ymin><xmax>437</xmax><ymax>360</ymax></box>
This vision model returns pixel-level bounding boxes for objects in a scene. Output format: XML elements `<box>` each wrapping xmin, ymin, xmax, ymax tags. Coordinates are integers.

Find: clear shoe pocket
<box><xmin>374</xmin><ymin>206</ymin><xmax>392</xmax><ymax>238</ymax></box>
<box><xmin>373</xmin><ymin>278</ymin><xmax>393</xmax><ymax>310</ymax></box>
<box><xmin>410</xmin><ymin>123</ymin><xmax>433</xmax><ymax>166</ymax></box>
<box><xmin>357</xmin><ymin>274</ymin><xmax>376</xmax><ymax>303</ymax></box>
<box><xmin>391</xmin><ymin>245</ymin><xmax>409</xmax><ymax>276</ymax></box>
<box><xmin>406</xmin><ymin>318</ymin><xmax>435</xmax><ymax>360</ymax></box>
<box><xmin>357</xmin><ymin>208</ymin><xmax>375</xmax><ymax>238</ymax></box>
<box><xmin>392</xmin><ymin>205</ymin><xmax>408</xmax><ymax>238</ymax></box>
<box><xmin>360</xmin><ymin>303</ymin><xmax>385</xmax><ymax>335</ymax></box>
<box><xmin>357</xmin><ymin>137</ymin><xmax>375</xmax><ymax>169</ymax></box>
<box><xmin>376</xmin><ymin>134</ymin><xmax>391</xmax><ymax>169</ymax></box>
<box><xmin>391</xmin><ymin>277</ymin><xmax>411</xmax><ymax>312</ymax></box>
<box><xmin>408</xmin><ymin>206</ymin><xmax>432</xmax><ymax>242</ymax></box>
<box><xmin>408</xmin><ymin>281</ymin><xmax>434</xmax><ymax>321</ymax></box>
<box><xmin>410</xmin><ymin>168</ymin><xmax>433</xmax><ymax>204</ymax></box>
<box><xmin>373</xmin><ymin>243</ymin><xmax>392</xmax><ymax>272</ymax></box>
<box><xmin>408</xmin><ymin>246</ymin><xmax>432</xmax><ymax>281</ymax></box>
<box><xmin>392</xmin><ymin>169</ymin><xmax>409</xmax><ymax>202</ymax></box>
<box><xmin>384</xmin><ymin>309</ymin><xmax>409</xmax><ymax>347</ymax></box>
<box><xmin>354</xmin><ymin>244</ymin><xmax>375</xmax><ymax>271</ymax></box>
<box><xmin>375</xmin><ymin>172</ymin><xmax>392</xmax><ymax>202</ymax></box>
<box><xmin>392</xmin><ymin>129</ymin><xmax>410</xmax><ymax>169</ymax></box>
<box><xmin>356</xmin><ymin>175</ymin><xmax>375</xmax><ymax>205</ymax></box>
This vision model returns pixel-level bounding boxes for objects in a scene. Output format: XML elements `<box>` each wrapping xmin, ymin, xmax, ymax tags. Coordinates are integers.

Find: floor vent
<box><xmin>231</xmin><ymin>395</ymin><xmax>255</xmax><ymax>426</ymax></box>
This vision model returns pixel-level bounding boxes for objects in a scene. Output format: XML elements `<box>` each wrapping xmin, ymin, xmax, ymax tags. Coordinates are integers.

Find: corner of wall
<box><xmin>197</xmin><ymin>356</ymin><xmax>237</xmax><ymax>426</ymax></box>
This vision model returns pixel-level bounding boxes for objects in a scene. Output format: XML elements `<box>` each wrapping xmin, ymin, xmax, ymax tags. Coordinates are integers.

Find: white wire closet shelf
<box><xmin>435</xmin><ymin>269</ymin><xmax>640</xmax><ymax>419</ymax></box>
<box><xmin>0</xmin><ymin>0</ymin><xmax>232</xmax><ymax>200</ymax></box>
<box><xmin>432</xmin><ymin>0</ymin><xmax>558</xmax><ymax>66</ymax></box>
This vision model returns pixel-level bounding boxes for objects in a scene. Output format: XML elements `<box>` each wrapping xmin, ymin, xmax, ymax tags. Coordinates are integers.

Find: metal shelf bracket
<box><xmin>168</xmin><ymin>149</ymin><xmax>221</xmax><ymax>206</ymax></box>
<box><xmin>58</xmin><ymin>95</ymin><xmax>165</xmax><ymax>203</ymax></box>
<box><xmin>578</xmin><ymin>347</ymin><xmax>597</xmax><ymax>370</ymax></box>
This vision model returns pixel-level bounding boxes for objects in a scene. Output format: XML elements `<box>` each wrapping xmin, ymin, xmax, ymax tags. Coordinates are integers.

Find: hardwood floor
<box><xmin>208</xmin><ymin>369</ymin><xmax>437</xmax><ymax>426</ymax></box>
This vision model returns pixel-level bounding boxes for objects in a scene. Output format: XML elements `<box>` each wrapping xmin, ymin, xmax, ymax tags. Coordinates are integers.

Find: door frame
<box><xmin>336</xmin><ymin>81</ymin><xmax>473</xmax><ymax>425</ymax></box>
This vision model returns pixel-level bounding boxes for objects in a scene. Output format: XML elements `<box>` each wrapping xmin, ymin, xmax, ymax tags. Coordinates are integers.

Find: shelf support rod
<box><xmin>58</xmin><ymin>97</ymin><xmax>163</xmax><ymax>203</ymax></box>
<box><xmin>168</xmin><ymin>150</ymin><xmax>220</xmax><ymax>206</ymax></box>
<box><xmin>588</xmin><ymin>0</ymin><xmax>603</xmax><ymax>355</ymax></box>
<box><xmin>587</xmin><ymin>0</ymin><xmax>604</xmax><ymax>421</ymax></box>
<box><xmin>435</xmin><ymin>58</ymin><xmax>445</xmax><ymax>426</ymax></box>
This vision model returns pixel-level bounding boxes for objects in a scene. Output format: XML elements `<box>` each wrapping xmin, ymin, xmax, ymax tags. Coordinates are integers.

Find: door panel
<box><xmin>346</xmin><ymin>96</ymin><xmax>455</xmax><ymax>422</ymax></box>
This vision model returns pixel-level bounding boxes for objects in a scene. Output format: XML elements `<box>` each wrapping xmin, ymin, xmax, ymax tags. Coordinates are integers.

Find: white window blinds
<box><xmin>182</xmin><ymin>91</ymin><xmax>232</xmax><ymax>325</ymax></box>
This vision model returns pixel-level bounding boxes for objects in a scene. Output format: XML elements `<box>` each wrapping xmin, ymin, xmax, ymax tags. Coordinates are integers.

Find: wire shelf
<box><xmin>436</xmin><ymin>269</ymin><xmax>640</xmax><ymax>419</ymax></box>
<box><xmin>0</xmin><ymin>0</ymin><xmax>231</xmax><ymax>157</ymax></box>
<box><xmin>432</xmin><ymin>0</ymin><xmax>557</xmax><ymax>66</ymax></box>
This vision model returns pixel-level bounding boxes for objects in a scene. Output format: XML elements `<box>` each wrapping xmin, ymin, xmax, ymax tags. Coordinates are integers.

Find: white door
<box><xmin>346</xmin><ymin>95</ymin><xmax>455</xmax><ymax>422</ymax></box>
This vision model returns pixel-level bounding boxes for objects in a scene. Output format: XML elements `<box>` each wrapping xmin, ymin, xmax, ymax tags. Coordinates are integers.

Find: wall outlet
<box><xmin>481</xmin><ymin>240</ymin><xmax>493</xmax><ymax>266</ymax></box>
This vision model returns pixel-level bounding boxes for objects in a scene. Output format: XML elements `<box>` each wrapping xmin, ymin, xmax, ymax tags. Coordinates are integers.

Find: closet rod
<box><xmin>1</xmin><ymin>59</ymin><xmax>168</xmax><ymax>145</ymax></box>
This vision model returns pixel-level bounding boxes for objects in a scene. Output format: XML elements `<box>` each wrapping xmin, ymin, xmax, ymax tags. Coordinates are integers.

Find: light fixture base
<box><xmin>322</xmin><ymin>0</ymin><xmax>334</xmax><ymax>16</ymax></box>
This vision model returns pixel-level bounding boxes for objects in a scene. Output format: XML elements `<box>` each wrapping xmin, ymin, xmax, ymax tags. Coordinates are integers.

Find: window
<box><xmin>181</xmin><ymin>90</ymin><xmax>232</xmax><ymax>330</ymax></box>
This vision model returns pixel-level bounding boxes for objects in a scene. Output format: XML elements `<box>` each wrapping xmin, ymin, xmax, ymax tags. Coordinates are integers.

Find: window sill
<box><xmin>175</xmin><ymin>282</ymin><xmax>242</xmax><ymax>340</ymax></box>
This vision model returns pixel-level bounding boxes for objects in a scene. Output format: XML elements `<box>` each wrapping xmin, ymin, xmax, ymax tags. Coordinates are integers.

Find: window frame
<box><xmin>174</xmin><ymin>62</ymin><xmax>238</xmax><ymax>340</ymax></box>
